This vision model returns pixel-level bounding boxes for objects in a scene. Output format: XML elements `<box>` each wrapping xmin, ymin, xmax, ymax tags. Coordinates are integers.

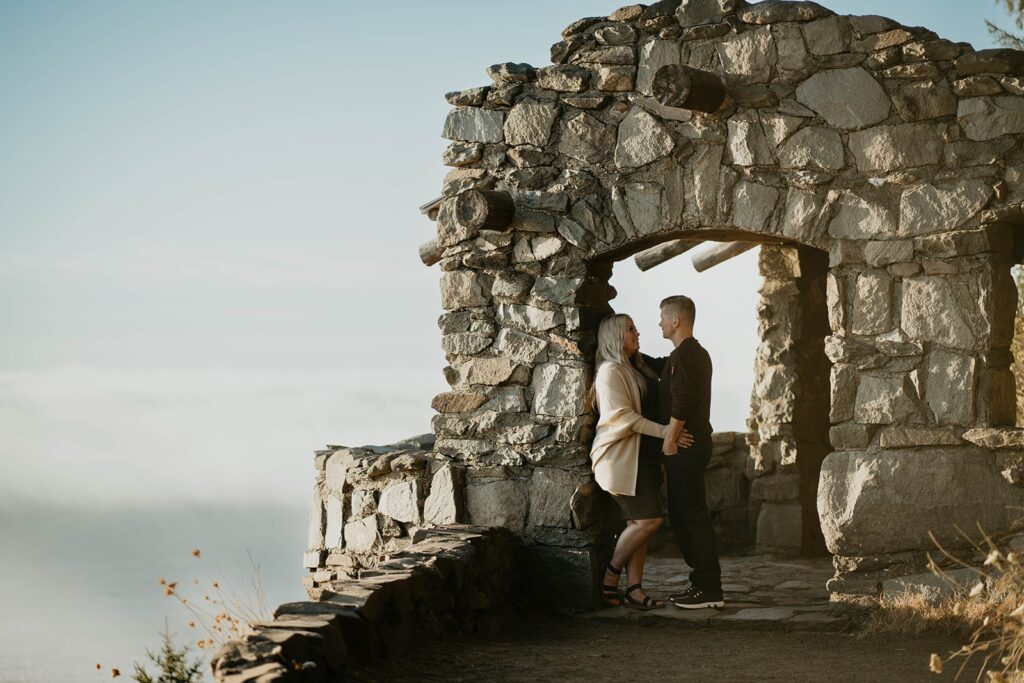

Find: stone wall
<box><xmin>430</xmin><ymin>0</ymin><xmax>1024</xmax><ymax>596</ymax></box>
<box><xmin>215</xmin><ymin>526</ymin><xmax>522</xmax><ymax>682</ymax></box>
<box><xmin>747</xmin><ymin>243</ymin><xmax>831</xmax><ymax>555</ymax></box>
<box><xmin>307</xmin><ymin>431</ymin><xmax>756</xmax><ymax>601</ymax></box>
<box><xmin>304</xmin><ymin>435</ymin><xmax>606</xmax><ymax>609</ymax></box>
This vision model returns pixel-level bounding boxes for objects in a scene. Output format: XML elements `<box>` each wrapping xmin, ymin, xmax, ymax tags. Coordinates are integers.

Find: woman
<box><xmin>590</xmin><ymin>313</ymin><xmax>692</xmax><ymax>610</ymax></box>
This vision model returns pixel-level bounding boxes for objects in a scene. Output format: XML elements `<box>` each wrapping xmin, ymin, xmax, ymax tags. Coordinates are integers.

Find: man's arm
<box><xmin>672</xmin><ymin>353</ymin><xmax>698</xmax><ymax>421</ymax></box>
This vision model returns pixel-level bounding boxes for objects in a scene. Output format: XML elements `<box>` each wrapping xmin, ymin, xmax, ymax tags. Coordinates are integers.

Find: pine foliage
<box><xmin>132</xmin><ymin>625</ymin><xmax>205</xmax><ymax>683</ymax></box>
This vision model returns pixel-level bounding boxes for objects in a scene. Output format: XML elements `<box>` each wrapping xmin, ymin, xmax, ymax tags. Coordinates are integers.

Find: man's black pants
<box><xmin>664</xmin><ymin>447</ymin><xmax>722</xmax><ymax>595</ymax></box>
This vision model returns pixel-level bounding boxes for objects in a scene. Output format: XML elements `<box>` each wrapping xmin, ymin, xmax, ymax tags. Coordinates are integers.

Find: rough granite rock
<box><xmin>898</xmin><ymin>181</ymin><xmax>994</xmax><ymax>237</ymax></box>
<box><xmin>378</xmin><ymin>480</ymin><xmax>421</xmax><ymax>524</ymax></box>
<box><xmin>676</xmin><ymin>0</ymin><xmax>741</xmax><ymax>28</ymax></box>
<box><xmin>466</xmin><ymin>479</ymin><xmax>528</xmax><ymax>529</ymax></box>
<box><xmin>818</xmin><ymin>449</ymin><xmax>1015</xmax><ymax>556</ymax></box>
<box><xmin>423</xmin><ymin>464</ymin><xmax>463</xmax><ymax>525</ymax></box>
<box><xmin>848</xmin><ymin>123</ymin><xmax>943</xmax><ymax>172</ymax></box>
<box><xmin>795</xmin><ymin>68</ymin><xmax>890</xmax><ymax>130</ymax></box>
<box><xmin>900</xmin><ymin>276</ymin><xmax>979</xmax><ymax>351</ymax></box>
<box><xmin>536</xmin><ymin>65</ymin><xmax>590</xmax><ymax>92</ymax></box>
<box><xmin>717</xmin><ymin>26</ymin><xmax>777</xmax><ymax>85</ymax></box>
<box><xmin>559</xmin><ymin>112</ymin><xmax>615</xmax><ymax>164</ymax></box>
<box><xmin>504</xmin><ymin>100</ymin><xmax>560</xmax><ymax>146</ymax></box>
<box><xmin>440</xmin><ymin>271</ymin><xmax>492</xmax><ymax>310</ymax></box>
<box><xmin>532</xmin><ymin>363</ymin><xmax>588</xmax><ymax>417</ymax></box>
<box><xmin>739</xmin><ymin>1</ymin><xmax>833</xmax><ymax>24</ymax></box>
<box><xmin>925</xmin><ymin>350</ymin><xmax>976</xmax><ymax>426</ymax></box>
<box><xmin>528</xmin><ymin>467</ymin><xmax>578</xmax><ymax>527</ymax></box>
<box><xmin>851</xmin><ymin>270</ymin><xmax>892</xmax><ymax>335</ymax></box>
<box><xmin>853</xmin><ymin>374</ymin><xmax>919</xmax><ymax>425</ymax></box>
<box><xmin>891</xmin><ymin>80</ymin><xmax>957</xmax><ymax>122</ymax></box>
<box><xmin>732</xmin><ymin>181</ymin><xmax>779</xmax><ymax>231</ymax></box>
<box><xmin>828</xmin><ymin>191</ymin><xmax>897</xmax><ymax>240</ymax></box>
<box><xmin>442</xmin><ymin>108</ymin><xmax>505</xmax><ymax>143</ymax></box>
<box><xmin>615</xmin><ymin>107</ymin><xmax>675</xmax><ymax>168</ymax></box>
<box><xmin>963</xmin><ymin>428</ymin><xmax>1024</xmax><ymax>450</ymax></box>
<box><xmin>728</xmin><ymin>111</ymin><xmax>773</xmax><ymax>166</ymax></box>
<box><xmin>957</xmin><ymin>96</ymin><xmax>1024</xmax><ymax>142</ymax></box>
<box><xmin>803</xmin><ymin>16</ymin><xmax>850</xmax><ymax>56</ymax></box>
<box><xmin>778</xmin><ymin>126</ymin><xmax>844</xmax><ymax>170</ymax></box>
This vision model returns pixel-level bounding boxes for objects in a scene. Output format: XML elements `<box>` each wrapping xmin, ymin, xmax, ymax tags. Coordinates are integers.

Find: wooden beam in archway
<box><xmin>634</xmin><ymin>239</ymin><xmax>703</xmax><ymax>271</ymax></box>
<box><xmin>691</xmin><ymin>241</ymin><xmax>757</xmax><ymax>273</ymax></box>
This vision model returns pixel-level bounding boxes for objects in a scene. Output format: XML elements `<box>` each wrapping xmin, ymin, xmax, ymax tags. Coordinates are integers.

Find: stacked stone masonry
<box><xmin>431</xmin><ymin>0</ymin><xmax>1024</xmax><ymax>597</ymax></box>
<box><xmin>305</xmin><ymin>432</ymin><xmax>756</xmax><ymax>597</ymax></box>
<box><xmin>213</xmin><ymin>526</ymin><xmax>522</xmax><ymax>682</ymax></box>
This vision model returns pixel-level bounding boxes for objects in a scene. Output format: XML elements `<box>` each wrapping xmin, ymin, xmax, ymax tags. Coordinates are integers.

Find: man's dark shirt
<box><xmin>644</xmin><ymin>337</ymin><xmax>713</xmax><ymax>451</ymax></box>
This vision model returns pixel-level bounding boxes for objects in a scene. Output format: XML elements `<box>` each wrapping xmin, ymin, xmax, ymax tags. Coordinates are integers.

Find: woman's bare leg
<box><xmin>626</xmin><ymin>539</ymin><xmax>648</xmax><ymax>588</ymax></box>
<box><xmin>622</xmin><ymin>517</ymin><xmax>663</xmax><ymax>604</ymax></box>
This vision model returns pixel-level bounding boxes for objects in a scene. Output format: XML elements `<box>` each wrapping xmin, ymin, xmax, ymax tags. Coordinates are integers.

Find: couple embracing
<box><xmin>589</xmin><ymin>295</ymin><xmax>723</xmax><ymax>611</ymax></box>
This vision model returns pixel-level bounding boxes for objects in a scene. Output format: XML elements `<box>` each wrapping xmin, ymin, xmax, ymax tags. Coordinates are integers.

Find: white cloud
<box><xmin>0</xmin><ymin>366</ymin><xmax>439</xmax><ymax>506</ymax></box>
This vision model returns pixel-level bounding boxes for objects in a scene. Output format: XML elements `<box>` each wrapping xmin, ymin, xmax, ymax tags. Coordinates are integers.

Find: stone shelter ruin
<box><xmin>307</xmin><ymin>0</ymin><xmax>1024</xmax><ymax>604</ymax></box>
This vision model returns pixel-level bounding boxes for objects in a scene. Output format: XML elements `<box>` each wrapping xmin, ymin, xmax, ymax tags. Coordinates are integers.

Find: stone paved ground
<box><xmin>354</xmin><ymin>555</ymin><xmax>987</xmax><ymax>681</ymax></box>
<box><xmin>587</xmin><ymin>554</ymin><xmax>843</xmax><ymax>630</ymax></box>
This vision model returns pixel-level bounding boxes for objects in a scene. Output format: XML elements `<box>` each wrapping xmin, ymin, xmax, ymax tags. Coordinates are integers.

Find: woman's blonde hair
<box><xmin>595</xmin><ymin>314</ymin><xmax>648</xmax><ymax>398</ymax></box>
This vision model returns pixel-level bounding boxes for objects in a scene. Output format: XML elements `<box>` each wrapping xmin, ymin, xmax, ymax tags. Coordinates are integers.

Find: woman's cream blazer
<box><xmin>589</xmin><ymin>361</ymin><xmax>668</xmax><ymax>496</ymax></box>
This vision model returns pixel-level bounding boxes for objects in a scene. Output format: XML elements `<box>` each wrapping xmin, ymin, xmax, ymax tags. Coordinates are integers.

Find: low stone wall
<box><xmin>211</xmin><ymin>526</ymin><xmax>522</xmax><ymax>682</ymax></box>
<box><xmin>307</xmin><ymin>431</ymin><xmax>759</xmax><ymax>605</ymax></box>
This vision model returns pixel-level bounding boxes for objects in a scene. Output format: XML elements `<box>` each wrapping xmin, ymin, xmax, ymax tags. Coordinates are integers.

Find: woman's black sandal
<box><xmin>623</xmin><ymin>583</ymin><xmax>666</xmax><ymax>611</ymax></box>
<box><xmin>602</xmin><ymin>563</ymin><xmax>623</xmax><ymax>607</ymax></box>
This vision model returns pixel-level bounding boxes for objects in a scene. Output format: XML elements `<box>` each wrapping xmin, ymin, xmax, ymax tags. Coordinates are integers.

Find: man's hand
<box><xmin>662</xmin><ymin>417</ymin><xmax>687</xmax><ymax>456</ymax></box>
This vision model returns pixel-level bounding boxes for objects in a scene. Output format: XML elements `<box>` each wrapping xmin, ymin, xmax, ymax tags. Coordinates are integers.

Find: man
<box><xmin>643</xmin><ymin>295</ymin><xmax>723</xmax><ymax>609</ymax></box>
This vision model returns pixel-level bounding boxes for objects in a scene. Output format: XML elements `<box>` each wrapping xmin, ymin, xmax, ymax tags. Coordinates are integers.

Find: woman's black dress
<box><xmin>609</xmin><ymin>374</ymin><xmax>668</xmax><ymax>520</ymax></box>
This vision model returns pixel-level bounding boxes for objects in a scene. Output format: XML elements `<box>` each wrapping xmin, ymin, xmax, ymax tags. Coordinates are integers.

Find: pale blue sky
<box><xmin>0</xmin><ymin>1</ymin><xmax>1012</xmax><ymax>506</ymax></box>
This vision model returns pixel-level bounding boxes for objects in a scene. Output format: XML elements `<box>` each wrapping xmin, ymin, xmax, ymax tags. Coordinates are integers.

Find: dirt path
<box><xmin>354</xmin><ymin>614</ymin><xmax>982</xmax><ymax>682</ymax></box>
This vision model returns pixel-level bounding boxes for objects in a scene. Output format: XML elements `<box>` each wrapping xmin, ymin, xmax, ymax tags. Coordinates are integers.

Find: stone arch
<box><xmin>432</xmin><ymin>0</ymin><xmax>1024</xmax><ymax>599</ymax></box>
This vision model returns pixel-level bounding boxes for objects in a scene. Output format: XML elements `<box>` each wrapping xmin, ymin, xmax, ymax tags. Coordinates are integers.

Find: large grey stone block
<box><xmin>615</xmin><ymin>107</ymin><xmax>674</xmax><ymax>168</ymax></box>
<box><xmin>958</xmin><ymin>96</ymin><xmax>1024</xmax><ymax>142</ymax></box>
<box><xmin>424</xmin><ymin>464</ymin><xmax>463</xmax><ymax>525</ymax></box>
<box><xmin>442</xmin><ymin>108</ymin><xmax>505</xmax><ymax>143</ymax></box>
<box><xmin>795</xmin><ymin>67</ymin><xmax>890</xmax><ymax>129</ymax></box>
<box><xmin>504</xmin><ymin>100</ymin><xmax>560</xmax><ymax>147</ymax></box>
<box><xmin>925</xmin><ymin>350</ymin><xmax>976</xmax><ymax>426</ymax></box>
<box><xmin>466</xmin><ymin>479</ymin><xmax>528</xmax><ymax>529</ymax></box>
<box><xmin>778</xmin><ymin>126</ymin><xmax>844</xmax><ymax>170</ymax></box>
<box><xmin>378</xmin><ymin>479</ymin><xmax>421</xmax><ymax>524</ymax></box>
<box><xmin>533</xmin><ymin>363</ymin><xmax>588</xmax><ymax>417</ymax></box>
<box><xmin>528</xmin><ymin>467</ymin><xmax>578</xmax><ymax>527</ymax></box>
<box><xmin>898</xmin><ymin>181</ymin><xmax>993</xmax><ymax>237</ymax></box>
<box><xmin>848</xmin><ymin>123</ymin><xmax>943</xmax><ymax>173</ymax></box>
<box><xmin>818</xmin><ymin>448</ymin><xmax>1018</xmax><ymax>556</ymax></box>
<box><xmin>900</xmin><ymin>276</ymin><xmax>979</xmax><ymax>351</ymax></box>
<box><xmin>827</xmin><ymin>191</ymin><xmax>897</xmax><ymax>240</ymax></box>
<box><xmin>717</xmin><ymin>26</ymin><xmax>777</xmax><ymax>85</ymax></box>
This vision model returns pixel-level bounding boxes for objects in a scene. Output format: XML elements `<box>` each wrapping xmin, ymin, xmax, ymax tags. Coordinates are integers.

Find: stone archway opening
<box><xmin>593</xmin><ymin>231</ymin><xmax>833</xmax><ymax>557</ymax></box>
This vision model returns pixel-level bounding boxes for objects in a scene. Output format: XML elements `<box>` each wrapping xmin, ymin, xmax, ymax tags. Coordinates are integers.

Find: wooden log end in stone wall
<box><xmin>634</xmin><ymin>239</ymin><xmax>703</xmax><ymax>272</ymax></box>
<box><xmin>419</xmin><ymin>238</ymin><xmax>443</xmax><ymax>267</ymax></box>
<box><xmin>652</xmin><ymin>64</ymin><xmax>728</xmax><ymax>113</ymax></box>
<box><xmin>454</xmin><ymin>189</ymin><xmax>515</xmax><ymax>231</ymax></box>
<box><xmin>691</xmin><ymin>241</ymin><xmax>757</xmax><ymax>273</ymax></box>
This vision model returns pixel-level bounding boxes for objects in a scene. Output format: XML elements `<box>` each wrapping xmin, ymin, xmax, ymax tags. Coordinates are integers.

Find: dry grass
<box><xmin>866</xmin><ymin>532</ymin><xmax>1024</xmax><ymax>682</ymax></box>
<box><xmin>865</xmin><ymin>590</ymin><xmax>986</xmax><ymax>639</ymax></box>
<box><xmin>160</xmin><ymin>548</ymin><xmax>271</xmax><ymax>652</ymax></box>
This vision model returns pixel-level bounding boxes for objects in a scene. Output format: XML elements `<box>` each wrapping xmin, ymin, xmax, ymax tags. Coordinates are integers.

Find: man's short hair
<box><xmin>660</xmin><ymin>295</ymin><xmax>696</xmax><ymax>325</ymax></box>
